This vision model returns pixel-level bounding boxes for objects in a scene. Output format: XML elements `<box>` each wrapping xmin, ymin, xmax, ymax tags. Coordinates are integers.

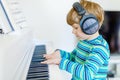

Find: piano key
<box><xmin>32</xmin><ymin>56</ymin><xmax>45</xmax><ymax>60</ymax></box>
<box><xmin>27</xmin><ymin>77</ymin><xmax>49</xmax><ymax>80</ymax></box>
<box><xmin>30</xmin><ymin>64</ymin><xmax>48</xmax><ymax>68</ymax></box>
<box><xmin>29</xmin><ymin>67</ymin><xmax>49</xmax><ymax>71</ymax></box>
<box><xmin>27</xmin><ymin>73</ymin><xmax>49</xmax><ymax>78</ymax></box>
<box><xmin>28</xmin><ymin>71</ymin><xmax>48</xmax><ymax>75</ymax></box>
<box><xmin>33</xmin><ymin>51</ymin><xmax>45</xmax><ymax>55</ymax></box>
<box><xmin>31</xmin><ymin>59</ymin><xmax>45</xmax><ymax>62</ymax></box>
<box><xmin>27</xmin><ymin>73</ymin><xmax>49</xmax><ymax>79</ymax></box>
<box><xmin>32</xmin><ymin>54</ymin><xmax>43</xmax><ymax>57</ymax></box>
<box><xmin>32</xmin><ymin>57</ymin><xmax>44</xmax><ymax>60</ymax></box>
<box><xmin>28</xmin><ymin>68</ymin><xmax>49</xmax><ymax>73</ymax></box>
<box><xmin>26</xmin><ymin>45</ymin><xmax>49</xmax><ymax>80</ymax></box>
<box><xmin>30</xmin><ymin>62</ymin><xmax>46</xmax><ymax>66</ymax></box>
<box><xmin>27</xmin><ymin>72</ymin><xmax>48</xmax><ymax>76</ymax></box>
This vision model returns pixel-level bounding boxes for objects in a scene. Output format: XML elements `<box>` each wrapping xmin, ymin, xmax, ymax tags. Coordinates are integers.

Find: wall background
<box><xmin>20</xmin><ymin>0</ymin><xmax>120</xmax><ymax>51</ymax></box>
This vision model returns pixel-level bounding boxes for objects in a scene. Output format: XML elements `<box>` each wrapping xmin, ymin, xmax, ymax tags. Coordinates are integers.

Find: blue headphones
<box><xmin>73</xmin><ymin>2</ymin><xmax>99</xmax><ymax>35</ymax></box>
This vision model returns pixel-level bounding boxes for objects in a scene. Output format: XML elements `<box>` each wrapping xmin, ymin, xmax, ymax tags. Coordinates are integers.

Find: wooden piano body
<box><xmin>0</xmin><ymin>29</ymin><xmax>71</xmax><ymax>80</ymax></box>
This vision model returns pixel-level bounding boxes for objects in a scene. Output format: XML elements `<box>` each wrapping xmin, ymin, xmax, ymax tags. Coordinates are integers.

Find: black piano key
<box><xmin>32</xmin><ymin>57</ymin><xmax>45</xmax><ymax>60</ymax></box>
<box><xmin>28</xmin><ymin>79</ymin><xmax>48</xmax><ymax>80</ymax></box>
<box><xmin>28</xmin><ymin>68</ymin><xmax>49</xmax><ymax>73</ymax></box>
<box><xmin>30</xmin><ymin>62</ymin><xmax>47</xmax><ymax>66</ymax></box>
<box><xmin>27</xmin><ymin>73</ymin><xmax>49</xmax><ymax>78</ymax></box>
<box><xmin>33</xmin><ymin>51</ymin><xmax>43</xmax><ymax>54</ymax></box>
<box><xmin>30</xmin><ymin>64</ymin><xmax>48</xmax><ymax>68</ymax></box>
<box><xmin>32</xmin><ymin>59</ymin><xmax>45</xmax><ymax>62</ymax></box>
<box><xmin>33</xmin><ymin>54</ymin><xmax>43</xmax><ymax>57</ymax></box>
<box><xmin>28</xmin><ymin>71</ymin><xmax>49</xmax><ymax>75</ymax></box>
<box><xmin>27</xmin><ymin>76</ymin><xmax>49</xmax><ymax>79</ymax></box>
<box><xmin>27</xmin><ymin>77</ymin><xmax>49</xmax><ymax>80</ymax></box>
<box><xmin>27</xmin><ymin>72</ymin><xmax>48</xmax><ymax>76</ymax></box>
<box><xmin>27</xmin><ymin>45</ymin><xmax>49</xmax><ymax>80</ymax></box>
<box><xmin>29</xmin><ymin>67</ymin><xmax>49</xmax><ymax>71</ymax></box>
<box><xmin>31</xmin><ymin>59</ymin><xmax>44</xmax><ymax>62</ymax></box>
<box><xmin>32</xmin><ymin>56</ymin><xmax>45</xmax><ymax>60</ymax></box>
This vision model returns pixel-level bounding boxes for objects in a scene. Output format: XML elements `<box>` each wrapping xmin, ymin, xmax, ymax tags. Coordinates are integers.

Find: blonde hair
<box><xmin>67</xmin><ymin>0</ymin><xmax>104</xmax><ymax>27</ymax></box>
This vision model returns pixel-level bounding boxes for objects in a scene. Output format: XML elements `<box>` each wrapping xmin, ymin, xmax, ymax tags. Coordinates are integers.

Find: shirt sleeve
<box><xmin>59</xmin><ymin>49</ymin><xmax>109</xmax><ymax>80</ymax></box>
<box><xmin>58</xmin><ymin>49</ymin><xmax>76</xmax><ymax>61</ymax></box>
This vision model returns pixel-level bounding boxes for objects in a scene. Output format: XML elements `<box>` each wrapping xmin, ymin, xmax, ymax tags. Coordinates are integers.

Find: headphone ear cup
<box><xmin>80</xmin><ymin>14</ymin><xmax>99</xmax><ymax>35</ymax></box>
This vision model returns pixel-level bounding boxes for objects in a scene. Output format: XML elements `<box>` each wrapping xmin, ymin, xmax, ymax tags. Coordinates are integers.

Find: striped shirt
<box><xmin>59</xmin><ymin>35</ymin><xmax>110</xmax><ymax>80</ymax></box>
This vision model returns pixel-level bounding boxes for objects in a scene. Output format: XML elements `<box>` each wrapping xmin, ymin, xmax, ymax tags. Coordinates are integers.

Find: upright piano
<box><xmin>0</xmin><ymin>29</ymin><xmax>71</xmax><ymax>80</ymax></box>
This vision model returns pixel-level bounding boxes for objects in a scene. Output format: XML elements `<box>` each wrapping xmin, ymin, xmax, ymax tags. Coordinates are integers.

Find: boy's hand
<box><xmin>41</xmin><ymin>50</ymin><xmax>61</xmax><ymax>65</ymax></box>
<box><xmin>41</xmin><ymin>58</ymin><xmax>61</xmax><ymax>65</ymax></box>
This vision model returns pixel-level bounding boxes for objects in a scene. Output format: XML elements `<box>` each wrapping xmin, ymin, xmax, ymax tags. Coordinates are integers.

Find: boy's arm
<box><xmin>59</xmin><ymin>48</ymin><xmax>110</xmax><ymax>80</ymax></box>
<box><xmin>56</xmin><ymin>49</ymin><xmax>76</xmax><ymax>60</ymax></box>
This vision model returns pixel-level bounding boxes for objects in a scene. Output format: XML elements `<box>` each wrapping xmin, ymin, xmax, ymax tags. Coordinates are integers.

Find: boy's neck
<box><xmin>87</xmin><ymin>32</ymin><xmax>99</xmax><ymax>40</ymax></box>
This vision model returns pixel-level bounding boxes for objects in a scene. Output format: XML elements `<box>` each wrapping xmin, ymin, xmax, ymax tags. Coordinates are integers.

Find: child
<box><xmin>41</xmin><ymin>0</ymin><xmax>110</xmax><ymax>80</ymax></box>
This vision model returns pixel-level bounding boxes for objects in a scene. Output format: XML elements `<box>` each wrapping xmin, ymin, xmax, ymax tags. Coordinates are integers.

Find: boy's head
<box><xmin>67</xmin><ymin>0</ymin><xmax>104</xmax><ymax>36</ymax></box>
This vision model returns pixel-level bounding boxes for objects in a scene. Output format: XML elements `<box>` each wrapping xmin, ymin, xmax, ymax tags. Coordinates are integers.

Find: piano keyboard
<box><xmin>26</xmin><ymin>45</ymin><xmax>49</xmax><ymax>80</ymax></box>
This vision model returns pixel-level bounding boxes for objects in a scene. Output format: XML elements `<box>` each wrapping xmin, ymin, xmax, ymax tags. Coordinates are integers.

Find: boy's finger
<box><xmin>41</xmin><ymin>61</ymin><xmax>47</xmax><ymax>64</ymax></box>
<box><xmin>43</xmin><ymin>54</ymin><xmax>47</xmax><ymax>57</ymax></box>
<box><xmin>43</xmin><ymin>54</ymin><xmax>52</xmax><ymax>59</ymax></box>
<box><xmin>41</xmin><ymin>60</ymin><xmax>49</xmax><ymax>64</ymax></box>
<box><xmin>41</xmin><ymin>59</ymin><xmax>53</xmax><ymax>64</ymax></box>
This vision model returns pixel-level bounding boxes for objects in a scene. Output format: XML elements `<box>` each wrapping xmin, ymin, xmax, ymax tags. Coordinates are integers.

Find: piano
<box><xmin>0</xmin><ymin>29</ymin><xmax>72</xmax><ymax>80</ymax></box>
<box><xmin>26</xmin><ymin>45</ymin><xmax>49</xmax><ymax>80</ymax></box>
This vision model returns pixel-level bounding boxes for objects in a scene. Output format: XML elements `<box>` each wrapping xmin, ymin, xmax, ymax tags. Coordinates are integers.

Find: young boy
<box><xmin>41</xmin><ymin>0</ymin><xmax>110</xmax><ymax>80</ymax></box>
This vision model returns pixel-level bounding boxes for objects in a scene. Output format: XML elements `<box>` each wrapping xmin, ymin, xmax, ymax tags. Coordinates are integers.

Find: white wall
<box><xmin>20</xmin><ymin>0</ymin><xmax>120</xmax><ymax>51</ymax></box>
<box><xmin>91</xmin><ymin>0</ymin><xmax>120</xmax><ymax>11</ymax></box>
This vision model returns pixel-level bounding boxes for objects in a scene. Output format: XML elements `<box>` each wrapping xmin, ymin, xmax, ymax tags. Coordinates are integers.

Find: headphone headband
<box><xmin>73</xmin><ymin>2</ymin><xmax>86</xmax><ymax>15</ymax></box>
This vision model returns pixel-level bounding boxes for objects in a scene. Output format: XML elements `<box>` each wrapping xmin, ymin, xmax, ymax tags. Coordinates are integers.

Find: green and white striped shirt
<box><xmin>59</xmin><ymin>35</ymin><xmax>110</xmax><ymax>80</ymax></box>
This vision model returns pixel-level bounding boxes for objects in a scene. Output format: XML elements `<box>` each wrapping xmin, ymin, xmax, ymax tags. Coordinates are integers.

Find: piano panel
<box><xmin>0</xmin><ymin>29</ymin><xmax>34</xmax><ymax>80</ymax></box>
